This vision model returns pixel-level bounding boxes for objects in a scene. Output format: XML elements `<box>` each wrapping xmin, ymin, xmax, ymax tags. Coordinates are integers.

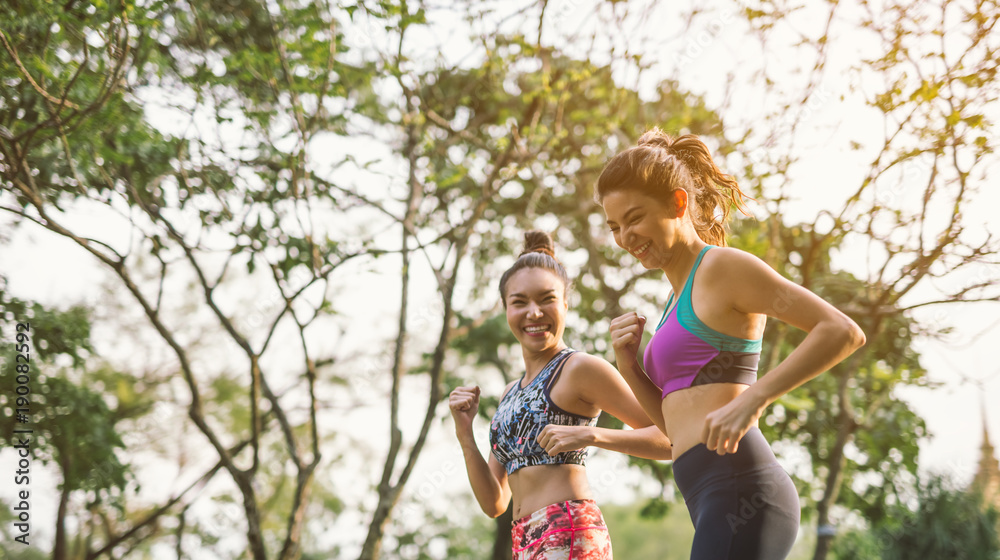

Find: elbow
<box><xmin>658</xmin><ymin>436</ymin><xmax>673</xmax><ymax>460</ymax></box>
<box><xmin>486</xmin><ymin>504</ymin><xmax>509</xmax><ymax>519</ymax></box>
<box><xmin>840</xmin><ymin>315</ymin><xmax>866</xmax><ymax>352</ymax></box>
<box><xmin>483</xmin><ymin>494</ymin><xmax>511</xmax><ymax>518</ymax></box>
<box><xmin>852</xmin><ymin>324</ymin><xmax>866</xmax><ymax>350</ymax></box>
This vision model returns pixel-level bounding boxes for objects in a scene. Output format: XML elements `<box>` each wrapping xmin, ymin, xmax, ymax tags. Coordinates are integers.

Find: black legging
<box><xmin>673</xmin><ymin>428</ymin><xmax>800</xmax><ymax>560</ymax></box>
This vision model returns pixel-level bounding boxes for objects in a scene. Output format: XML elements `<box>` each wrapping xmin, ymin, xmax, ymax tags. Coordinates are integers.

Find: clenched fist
<box><xmin>536</xmin><ymin>424</ymin><xmax>595</xmax><ymax>456</ymax></box>
<box><xmin>448</xmin><ymin>385</ymin><xmax>481</xmax><ymax>431</ymax></box>
<box><xmin>610</xmin><ymin>312</ymin><xmax>647</xmax><ymax>364</ymax></box>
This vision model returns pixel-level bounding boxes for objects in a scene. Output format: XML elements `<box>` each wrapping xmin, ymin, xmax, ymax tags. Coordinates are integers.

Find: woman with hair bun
<box><xmin>449</xmin><ymin>231</ymin><xmax>672</xmax><ymax>560</ymax></box>
<box><xmin>598</xmin><ymin>128</ymin><xmax>866</xmax><ymax>560</ymax></box>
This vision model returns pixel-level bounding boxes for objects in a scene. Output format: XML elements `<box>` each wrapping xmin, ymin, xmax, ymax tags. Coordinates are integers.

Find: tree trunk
<box><xmin>811</xmin><ymin>318</ymin><xmax>882</xmax><ymax>560</ymax></box>
<box><xmin>811</xmin><ymin>378</ymin><xmax>855</xmax><ymax>560</ymax></box>
<box><xmin>492</xmin><ymin>507</ymin><xmax>513</xmax><ymax>560</ymax></box>
<box><xmin>235</xmin><ymin>473</ymin><xmax>268</xmax><ymax>560</ymax></box>
<box><xmin>360</xmin><ymin>495</ymin><xmax>398</xmax><ymax>560</ymax></box>
<box><xmin>54</xmin><ymin>466</ymin><xmax>71</xmax><ymax>560</ymax></box>
<box><xmin>358</xmin><ymin>86</ymin><xmax>422</xmax><ymax>560</ymax></box>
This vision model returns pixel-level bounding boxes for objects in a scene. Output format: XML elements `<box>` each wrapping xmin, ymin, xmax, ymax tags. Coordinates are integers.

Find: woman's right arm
<box><xmin>449</xmin><ymin>385</ymin><xmax>511</xmax><ymax>518</ymax></box>
<box><xmin>609</xmin><ymin>312</ymin><xmax>667</xmax><ymax>434</ymax></box>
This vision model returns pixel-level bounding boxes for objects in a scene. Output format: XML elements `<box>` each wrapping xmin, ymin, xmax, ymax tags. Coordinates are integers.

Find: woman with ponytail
<box><xmin>449</xmin><ymin>231</ymin><xmax>672</xmax><ymax>560</ymax></box>
<box><xmin>597</xmin><ymin>128</ymin><xmax>866</xmax><ymax>560</ymax></box>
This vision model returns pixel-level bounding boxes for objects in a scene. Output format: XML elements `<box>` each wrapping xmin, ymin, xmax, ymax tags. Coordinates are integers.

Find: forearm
<box><xmin>455</xmin><ymin>430</ymin><xmax>510</xmax><ymax>517</ymax></box>
<box><xmin>591</xmin><ymin>425</ymin><xmax>672</xmax><ymax>460</ymax></box>
<box><xmin>614</xmin><ymin>353</ymin><xmax>668</xmax><ymax>434</ymax></box>
<box><xmin>745</xmin><ymin>316</ymin><xmax>865</xmax><ymax>409</ymax></box>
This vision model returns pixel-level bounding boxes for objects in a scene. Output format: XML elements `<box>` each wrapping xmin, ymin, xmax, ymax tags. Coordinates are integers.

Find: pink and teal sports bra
<box><xmin>643</xmin><ymin>246</ymin><xmax>763</xmax><ymax>398</ymax></box>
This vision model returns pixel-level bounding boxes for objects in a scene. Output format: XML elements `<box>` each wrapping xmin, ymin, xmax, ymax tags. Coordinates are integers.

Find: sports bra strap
<box><xmin>681</xmin><ymin>246</ymin><xmax>713</xmax><ymax>298</ymax></box>
<box><xmin>543</xmin><ymin>349</ymin><xmax>575</xmax><ymax>392</ymax></box>
<box><xmin>655</xmin><ymin>246</ymin><xmax>713</xmax><ymax>331</ymax></box>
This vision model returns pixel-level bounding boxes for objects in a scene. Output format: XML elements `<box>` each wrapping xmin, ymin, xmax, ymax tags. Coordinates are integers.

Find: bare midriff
<box><xmin>507</xmin><ymin>463</ymin><xmax>591</xmax><ymax>520</ymax></box>
<box><xmin>661</xmin><ymin>382</ymin><xmax>757</xmax><ymax>460</ymax></box>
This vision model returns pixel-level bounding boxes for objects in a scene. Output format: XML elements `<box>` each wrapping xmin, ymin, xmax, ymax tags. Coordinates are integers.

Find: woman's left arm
<box><xmin>537</xmin><ymin>353</ymin><xmax>673</xmax><ymax>460</ymax></box>
<box><xmin>702</xmin><ymin>249</ymin><xmax>867</xmax><ymax>455</ymax></box>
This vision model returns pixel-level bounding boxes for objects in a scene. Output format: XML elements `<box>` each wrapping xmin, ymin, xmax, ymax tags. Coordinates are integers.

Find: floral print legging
<box><xmin>511</xmin><ymin>499</ymin><xmax>613</xmax><ymax>559</ymax></box>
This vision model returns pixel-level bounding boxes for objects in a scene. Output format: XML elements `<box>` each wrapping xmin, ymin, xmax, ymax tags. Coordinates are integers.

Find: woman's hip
<box><xmin>511</xmin><ymin>499</ymin><xmax>612</xmax><ymax>559</ymax></box>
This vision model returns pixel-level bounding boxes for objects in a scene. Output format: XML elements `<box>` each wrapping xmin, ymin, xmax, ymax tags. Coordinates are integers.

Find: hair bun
<box><xmin>519</xmin><ymin>230</ymin><xmax>556</xmax><ymax>259</ymax></box>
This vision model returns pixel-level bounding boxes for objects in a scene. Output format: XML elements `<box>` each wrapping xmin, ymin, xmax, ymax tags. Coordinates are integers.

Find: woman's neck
<box><xmin>661</xmin><ymin>237</ymin><xmax>709</xmax><ymax>294</ymax></box>
<box><xmin>521</xmin><ymin>343</ymin><xmax>568</xmax><ymax>381</ymax></box>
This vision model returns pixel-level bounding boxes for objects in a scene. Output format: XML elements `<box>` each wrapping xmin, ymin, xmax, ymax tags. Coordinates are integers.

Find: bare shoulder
<box><xmin>701</xmin><ymin>247</ymin><xmax>780</xmax><ymax>286</ymax></box>
<box><xmin>704</xmin><ymin>246</ymin><xmax>770</xmax><ymax>271</ymax></box>
<box><xmin>563</xmin><ymin>351</ymin><xmax>617</xmax><ymax>379</ymax></box>
<box><xmin>559</xmin><ymin>351</ymin><xmax>621</xmax><ymax>414</ymax></box>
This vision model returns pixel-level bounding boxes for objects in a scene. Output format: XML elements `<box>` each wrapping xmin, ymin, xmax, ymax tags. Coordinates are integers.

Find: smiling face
<box><xmin>504</xmin><ymin>267</ymin><xmax>568</xmax><ymax>353</ymax></box>
<box><xmin>602</xmin><ymin>188</ymin><xmax>688</xmax><ymax>270</ymax></box>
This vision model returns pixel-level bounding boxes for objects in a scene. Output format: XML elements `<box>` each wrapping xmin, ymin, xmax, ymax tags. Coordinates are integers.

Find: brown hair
<box><xmin>498</xmin><ymin>231</ymin><xmax>570</xmax><ymax>307</ymax></box>
<box><xmin>595</xmin><ymin>128</ymin><xmax>751</xmax><ymax>246</ymax></box>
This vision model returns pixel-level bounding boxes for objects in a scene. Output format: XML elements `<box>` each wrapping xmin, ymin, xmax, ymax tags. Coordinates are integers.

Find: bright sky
<box><xmin>1</xmin><ymin>0</ymin><xmax>998</xmax><ymax>555</ymax></box>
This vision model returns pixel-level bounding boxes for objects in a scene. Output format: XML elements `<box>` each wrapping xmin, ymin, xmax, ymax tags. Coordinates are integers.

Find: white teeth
<box><xmin>633</xmin><ymin>242</ymin><xmax>650</xmax><ymax>255</ymax></box>
<box><xmin>525</xmin><ymin>326</ymin><xmax>548</xmax><ymax>333</ymax></box>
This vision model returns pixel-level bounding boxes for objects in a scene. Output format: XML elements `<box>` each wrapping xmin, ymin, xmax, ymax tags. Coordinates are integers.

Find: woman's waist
<box><xmin>662</xmin><ymin>383</ymin><xmax>750</xmax><ymax>458</ymax></box>
<box><xmin>509</xmin><ymin>464</ymin><xmax>591</xmax><ymax>520</ymax></box>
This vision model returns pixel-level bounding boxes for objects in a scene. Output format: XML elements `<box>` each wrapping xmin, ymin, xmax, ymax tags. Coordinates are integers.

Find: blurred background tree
<box><xmin>831</xmin><ymin>475</ymin><xmax>1000</xmax><ymax>560</ymax></box>
<box><xmin>2</xmin><ymin>0</ymin><xmax>999</xmax><ymax>559</ymax></box>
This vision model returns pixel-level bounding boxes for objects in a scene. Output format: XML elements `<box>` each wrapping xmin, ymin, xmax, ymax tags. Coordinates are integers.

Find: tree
<box><xmin>832</xmin><ymin>475</ymin><xmax>1000</xmax><ymax>560</ymax></box>
<box><xmin>0</xmin><ymin>281</ymin><xmax>133</xmax><ymax>559</ymax></box>
<box><xmin>2</xmin><ymin>0</ymin><xmax>372</xmax><ymax>556</ymax></box>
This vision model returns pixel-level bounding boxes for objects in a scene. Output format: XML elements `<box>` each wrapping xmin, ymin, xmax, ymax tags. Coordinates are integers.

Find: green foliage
<box><xmin>1</xmin><ymin>0</ymin><xmax>177</xmax><ymax>210</ymax></box>
<box><xmin>0</xmin><ymin>503</ymin><xmax>49</xmax><ymax>559</ymax></box>
<box><xmin>412</xmin><ymin>33</ymin><xmax>728</xmax><ymax>321</ymax></box>
<box><xmin>595</xmin><ymin>501</ymin><xmax>819</xmax><ymax>560</ymax></box>
<box><xmin>0</xmin><ymin>276</ymin><xmax>92</xmax><ymax>367</ymax></box>
<box><xmin>832</xmin><ymin>476</ymin><xmax>1000</xmax><ymax>560</ymax></box>
<box><xmin>385</xmin><ymin>500</ymin><xmax>496</xmax><ymax>560</ymax></box>
<box><xmin>600</xmin><ymin>501</ymin><xmax>694</xmax><ymax>560</ymax></box>
<box><xmin>0</xmin><ymin>282</ymin><xmax>132</xmax><ymax>509</ymax></box>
